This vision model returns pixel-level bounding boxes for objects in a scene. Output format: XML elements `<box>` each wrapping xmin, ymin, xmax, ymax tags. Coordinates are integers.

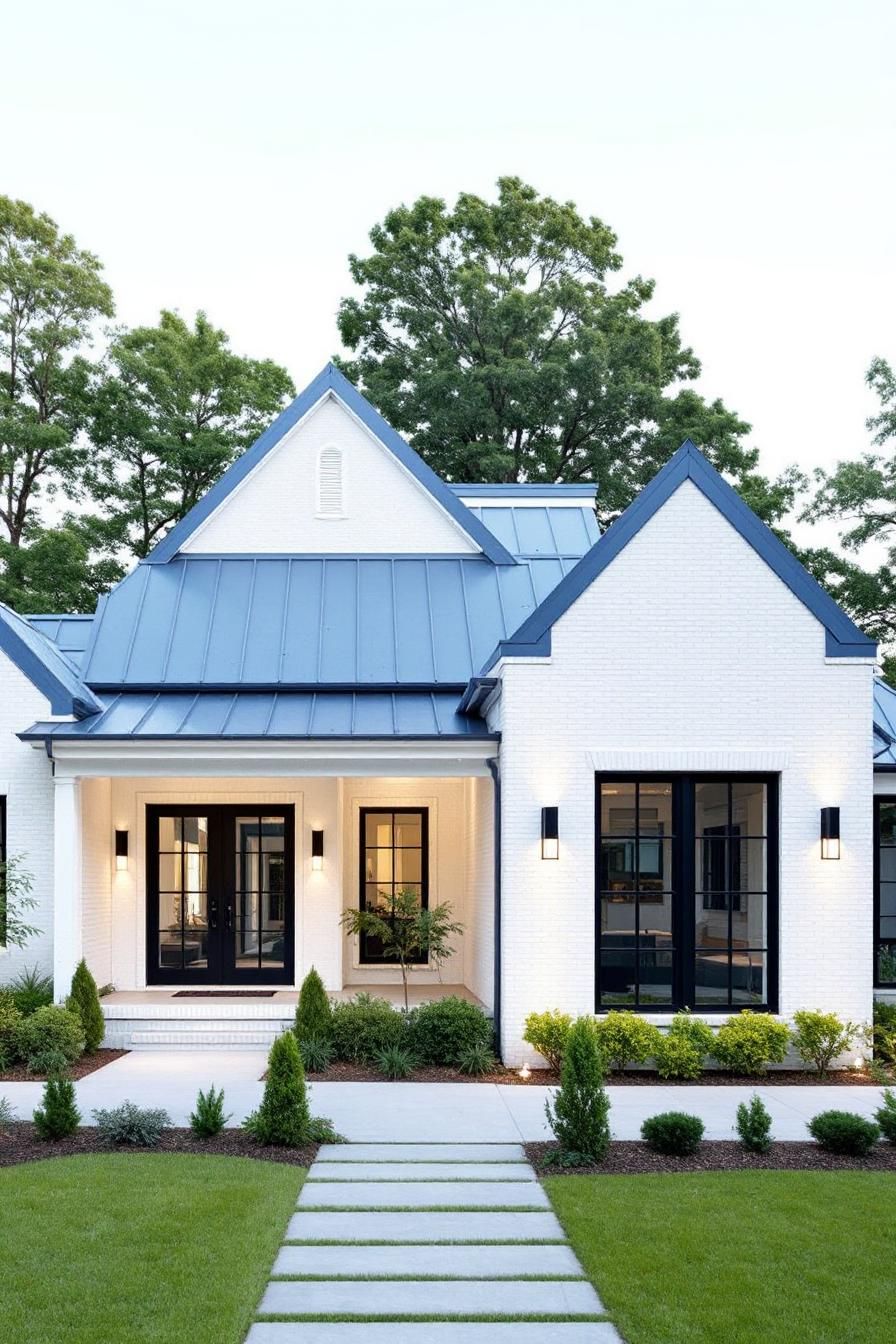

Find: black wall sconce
<box><xmin>115</xmin><ymin>829</ymin><xmax>129</xmax><ymax>872</ymax></box>
<box><xmin>541</xmin><ymin>806</ymin><xmax>559</xmax><ymax>860</ymax></box>
<box><xmin>311</xmin><ymin>829</ymin><xmax>324</xmax><ymax>871</ymax></box>
<box><xmin>820</xmin><ymin>807</ymin><xmax>840</xmax><ymax>860</ymax></box>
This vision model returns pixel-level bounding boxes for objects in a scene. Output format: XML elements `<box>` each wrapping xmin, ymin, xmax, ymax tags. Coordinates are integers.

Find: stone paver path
<box><xmin>245</xmin><ymin>1142</ymin><xmax>623</xmax><ymax>1343</ymax></box>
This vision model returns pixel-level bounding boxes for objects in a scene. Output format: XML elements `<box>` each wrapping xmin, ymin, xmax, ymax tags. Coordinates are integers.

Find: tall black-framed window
<box><xmin>596</xmin><ymin>775</ymin><xmax>778</xmax><ymax>1011</ymax></box>
<box><xmin>359</xmin><ymin>808</ymin><xmax>429</xmax><ymax>965</ymax></box>
<box><xmin>0</xmin><ymin>795</ymin><xmax>6</xmax><ymax>946</ymax></box>
<box><xmin>874</xmin><ymin>797</ymin><xmax>896</xmax><ymax>986</ymax></box>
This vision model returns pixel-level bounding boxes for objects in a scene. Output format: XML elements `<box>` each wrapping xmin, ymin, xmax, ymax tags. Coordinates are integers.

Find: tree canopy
<box><xmin>337</xmin><ymin>177</ymin><xmax>800</xmax><ymax>529</ymax></box>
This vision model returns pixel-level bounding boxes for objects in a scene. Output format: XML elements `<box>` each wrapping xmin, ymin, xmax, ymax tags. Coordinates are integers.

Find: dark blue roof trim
<box><xmin>449</xmin><ymin>483</ymin><xmax>597</xmax><ymax>498</ymax></box>
<box><xmin>19</xmin><ymin>690</ymin><xmax>499</xmax><ymax>743</ymax></box>
<box><xmin>457</xmin><ymin>677</ymin><xmax>498</xmax><ymax>716</ymax></box>
<box><xmin>145</xmin><ymin>364</ymin><xmax>516</xmax><ymax>567</ymax></box>
<box><xmin>482</xmin><ymin>440</ymin><xmax>877</xmax><ymax>671</ymax></box>
<box><xmin>0</xmin><ymin>603</ymin><xmax>103</xmax><ymax>717</ymax></box>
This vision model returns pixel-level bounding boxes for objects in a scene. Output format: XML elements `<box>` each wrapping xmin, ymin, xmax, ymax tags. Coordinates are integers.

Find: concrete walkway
<box><xmin>1</xmin><ymin>1050</ymin><xmax>887</xmax><ymax>1140</ymax></box>
<box><xmin>245</xmin><ymin>1142</ymin><xmax>622</xmax><ymax>1343</ymax></box>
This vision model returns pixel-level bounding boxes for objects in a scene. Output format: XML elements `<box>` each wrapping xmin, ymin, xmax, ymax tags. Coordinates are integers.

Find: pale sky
<box><xmin>4</xmin><ymin>0</ymin><xmax>894</xmax><ymax>521</ymax></box>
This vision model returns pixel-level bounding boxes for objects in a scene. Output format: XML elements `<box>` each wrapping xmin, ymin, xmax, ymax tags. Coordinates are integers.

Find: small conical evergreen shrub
<box><xmin>33</xmin><ymin>1076</ymin><xmax>81</xmax><ymax>1141</ymax></box>
<box><xmin>294</xmin><ymin>968</ymin><xmax>332</xmax><ymax>1043</ymax></box>
<box><xmin>244</xmin><ymin>1031</ymin><xmax>310</xmax><ymax>1146</ymax></box>
<box><xmin>545</xmin><ymin>1017</ymin><xmax>611</xmax><ymax>1162</ymax></box>
<box><xmin>67</xmin><ymin>959</ymin><xmax>105</xmax><ymax>1053</ymax></box>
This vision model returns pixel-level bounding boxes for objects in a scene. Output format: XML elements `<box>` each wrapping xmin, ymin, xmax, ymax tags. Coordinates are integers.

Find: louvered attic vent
<box><xmin>317</xmin><ymin>445</ymin><xmax>344</xmax><ymax>517</ymax></box>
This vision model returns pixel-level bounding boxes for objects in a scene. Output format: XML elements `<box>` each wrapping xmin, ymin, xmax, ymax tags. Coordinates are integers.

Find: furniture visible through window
<box><xmin>874</xmin><ymin>797</ymin><xmax>896</xmax><ymax>986</ymax></box>
<box><xmin>596</xmin><ymin>775</ymin><xmax>776</xmax><ymax>1011</ymax></box>
<box><xmin>359</xmin><ymin>808</ymin><xmax>429</xmax><ymax>965</ymax></box>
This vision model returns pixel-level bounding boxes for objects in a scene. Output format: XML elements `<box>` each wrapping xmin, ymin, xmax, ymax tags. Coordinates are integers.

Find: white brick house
<box><xmin>0</xmin><ymin>364</ymin><xmax>890</xmax><ymax>1061</ymax></box>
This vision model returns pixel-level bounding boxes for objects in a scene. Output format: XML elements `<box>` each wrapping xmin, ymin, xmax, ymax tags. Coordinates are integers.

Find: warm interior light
<box><xmin>820</xmin><ymin>806</ymin><xmax>840</xmax><ymax>860</ymax></box>
<box><xmin>541</xmin><ymin>806</ymin><xmax>559</xmax><ymax>860</ymax></box>
<box><xmin>519</xmin><ymin>1063</ymin><xmax>531</xmax><ymax>1080</ymax></box>
<box><xmin>114</xmin><ymin>829</ymin><xmax>128</xmax><ymax>872</ymax></box>
<box><xmin>311</xmin><ymin>829</ymin><xmax>324</xmax><ymax>871</ymax></box>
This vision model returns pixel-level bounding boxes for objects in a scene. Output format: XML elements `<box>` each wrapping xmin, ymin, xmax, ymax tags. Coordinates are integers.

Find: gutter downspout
<box><xmin>487</xmin><ymin>756</ymin><xmax>502</xmax><ymax>1061</ymax></box>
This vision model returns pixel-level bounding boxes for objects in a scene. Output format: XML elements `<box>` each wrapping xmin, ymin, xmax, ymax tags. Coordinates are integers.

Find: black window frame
<box><xmin>595</xmin><ymin>773</ymin><xmax>779</xmax><ymax>1013</ymax></box>
<box><xmin>358</xmin><ymin>807</ymin><xmax>430</xmax><ymax>966</ymax></box>
<box><xmin>874</xmin><ymin>795</ymin><xmax>896</xmax><ymax>987</ymax></box>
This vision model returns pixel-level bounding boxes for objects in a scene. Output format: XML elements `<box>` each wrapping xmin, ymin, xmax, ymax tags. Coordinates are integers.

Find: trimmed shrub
<box><xmin>14</xmin><ymin>1005</ymin><xmax>84</xmax><ymax>1068</ymax></box>
<box><xmin>66</xmin><ymin>960</ymin><xmax>105</xmax><ymax>1053</ymax></box>
<box><xmin>93</xmin><ymin>1101</ymin><xmax>171</xmax><ymax>1146</ymax></box>
<box><xmin>244</xmin><ymin>1032</ymin><xmax>310</xmax><ymax>1146</ymax></box>
<box><xmin>654</xmin><ymin>1012</ymin><xmax>715</xmax><ymax>1080</ymax></box>
<box><xmin>376</xmin><ymin>1044</ymin><xmax>416</xmax><ymax>1079</ymax></box>
<box><xmin>409</xmin><ymin>997</ymin><xmax>493</xmax><ymax>1066</ymax></box>
<box><xmin>642</xmin><ymin>1111</ymin><xmax>705</xmax><ymax>1156</ymax></box>
<box><xmin>595</xmin><ymin>1012</ymin><xmax>662</xmax><ymax>1072</ymax></box>
<box><xmin>457</xmin><ymin>1041</ymin><xmax>496</xmax><ymax>1076</ymax></box>
<box><xmin>808</xmin><ymin>1109</ymin><xmax>880</xmax><ymax>1155</ymax></box>
<box><xmin>299</xmin><ymin>1035</ymin><xmax>334</xmax><ymax>1074</ymax></box>
<box><xmin>792</xmin><ymin>1011</ymin><xmax>858</xmax><ymax>1076</ymax></box>
<box><xmin>736</xmin><ymin>1094</ymin><xmax>773</xmax><ymax>1153</ymax></box>
<box><xmin>711</xmin><ymin>1011</ymin><xmax>791</xmax><ymax>1076</ymax></box>
<box><xmin>294</xmin><ymin>968</ymin><xmax>332</xmax><ymax>1044</ymax></box>
<box><xmin>330</xmin><ymin>995</ymin><xmax>409</xmax><ymax>1063</ymax></box>
<box><xmin>33</xmin><ymin>1077</ymin><xmax>80</xmax><ymax>1140</ymax></box>
<box><xmin>523</xmin><ymin>1010</ymin><xmax>572</xmax><ymax>1070</ymax></box>
<box><xmin>872</xmin><ymin>1001</ymin><xmax>896</xmax><ymax>1067</ymax></box>
<box><xmin>307</xmin><ymin>1115</ymin><xmax>344</xmax><ymax>1143</ymax></box>
<box><xmin>0</xmin><ymin>990</ymin><xmax>22</xmax><ymax>1064</ymax></box>
<box><xmin>26</xmin><ymin>1049</ymin><xmax>70</xmax><ymax>1077</ymax></box>
<box><xmin>0</xmin><ymin>1096</ymin><xmax>13</xmax><ymax>1129</ymax></box>
<box><xmin>6</xmin><ymin>966</ymin><xmax>53</xmax><ymax>1017</ymax></box>
<box><xmin>874</xmin><ymin>1088</ymin><xmax>896</xmax><ymax>1143</ymax></box>
<box><xmin>190</xmin><ymin>1086</ymin><xmax>231</xmax><ymax>1138</ymax></box>
<box><xmin>545</xmin><ymin>1016</ymin><xmax>611</xmax><ymax>1162</ymax></box>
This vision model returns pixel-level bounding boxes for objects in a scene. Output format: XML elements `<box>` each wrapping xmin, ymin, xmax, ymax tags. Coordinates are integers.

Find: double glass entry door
<box><xmin>147</xmin><ymin>805</ymin><xmax>294</xmax><ymax>985</ymax></box>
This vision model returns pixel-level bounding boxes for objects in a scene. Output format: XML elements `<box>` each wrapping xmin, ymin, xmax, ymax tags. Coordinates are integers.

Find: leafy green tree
<box><xmin>804</xmin><ymin>357</ymin><xmax>896</xmax><ymax>673</ymax></box>
<box><xmin>337</xmin><ymin>177</ymin><xmax>797</xmax><ymax>528</ymax></box>
<box><xmin>0</xmin><ymin>523</ymin><xmax>122</xmax><ymax>612</ymax></box>
<box><xmin>340</xmin><ymin>889</ymin><xmax>464</xmax><ymax>1011</ymax></box>
<box><xmin>0</xmin><ymin>196</ymin><xmax>113</xmax><ymax>547</ymax></box>
<box><xmin>0</xmin><ymin>854</ymin><xmax>40</xmax><ymax>950</ymax></box>
<box><xmin>84</xmin><ymin>310</ymin><xmax>294</xmax><ymax>559</ymax></box>
<box><xmin>66</xmin><ymin>958</ymin><xmax>105</xmax><ymax>1053</ymax></box>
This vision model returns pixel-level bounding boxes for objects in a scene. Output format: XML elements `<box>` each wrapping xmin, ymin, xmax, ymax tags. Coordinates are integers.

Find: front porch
<box><xmin>45</xmin><ymin>741</ymin><xmax>497</xmax><ymax>1048</ymax></box>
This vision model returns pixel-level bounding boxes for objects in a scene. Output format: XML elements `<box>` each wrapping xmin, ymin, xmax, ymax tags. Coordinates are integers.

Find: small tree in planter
<box><xmin>67</xmin><ymin>960</ymin><xmax>105</xmax><ymax>1053</ymax></box>
<box><xmin>340</xmin><ymin>888</ymin><xmax>464</xmax><ymax>1012</ymax></box>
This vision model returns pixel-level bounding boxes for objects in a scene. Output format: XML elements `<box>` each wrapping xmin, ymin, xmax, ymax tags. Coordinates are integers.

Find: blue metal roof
<box><xmin>0</xmin><ymin>603</ymin><xmax>102</xmax><ymax>717</ymax></box>
<box><xmin>482</xmin><ymin>440</ymin><xmax>878</xmax><ymax>670</ymax></box>
<box><xmin>145</xmin><ymin>364</ymin><xmax>516</xmax><ymax>568</ymax></box>
<box><xmin>874</xmin><ymin>678</ymin><xmax>896</xmax><ymax>767</ymax></box>
<box><xmin>26</xmin><ymin>614</ymin><xmax>95</xmax><ymax>668</ymax></box>
<box><xmin>20</xmin><ymin>690</ymin><xmax>497</xmax><ymax>741</ymax></box>
<box><xmin>468</xmin><ymin>505</ymin><xmax>599</xmax><ymax>557</ymax></box>
<box><xmin>79</xmin><ymin>552</ymin><xmax>589</xmax><ymax>690</ymax></box>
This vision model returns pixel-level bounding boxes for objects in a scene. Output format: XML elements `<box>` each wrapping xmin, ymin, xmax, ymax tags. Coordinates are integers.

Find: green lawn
<box><xmin>546</xmin><ymin>1171</ymin><xmax>896</xmax><ymax>1344</ymax></box>
<box><xmin>0</xmin><ymin>1154</ymin><xmax>304</xmax><ymax>1344</ymax></box>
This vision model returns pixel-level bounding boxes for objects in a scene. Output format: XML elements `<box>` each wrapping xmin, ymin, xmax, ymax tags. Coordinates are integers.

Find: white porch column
<box><xmin>53</xmin><ymin>775</ymin><xmax>83</xmax><ymax>999</ymax></box>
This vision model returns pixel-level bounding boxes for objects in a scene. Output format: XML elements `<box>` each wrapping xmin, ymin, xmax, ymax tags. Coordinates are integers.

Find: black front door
<box><xmin>147</xmin><ymin>805</ymin><xmax>294</xmax><ymax>985</ymax></box>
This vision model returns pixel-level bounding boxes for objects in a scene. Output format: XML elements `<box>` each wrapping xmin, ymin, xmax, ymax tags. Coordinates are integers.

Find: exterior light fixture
<box><xmin>311</xmin><ymin>829</ymin><xmax>324</xmax><ymax>871</ymax></box>
<box><xmin>820</xmin><ymin>807</ymin><xmax>840</xmax><ymax>860</ymax></box>
<box><xmin>114</xmin><ymin>829</ymin><xmax>129</xmax><ymax>872</ymax></box>
<box><xmin>541</xmin><ymin>806</ymin><xmax>559</xmax><ymax>860</ymax></box>
<box><xmin>519</xmin><ymin>1063</ymin><xmax>531</xmax><ymax>1080</ymax></box>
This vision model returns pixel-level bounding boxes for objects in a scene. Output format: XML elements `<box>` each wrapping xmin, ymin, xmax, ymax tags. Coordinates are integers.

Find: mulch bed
<box><xmin>0</xmin><ymin>1049</ymin><xmax>129</xmax><ymax>1083</ymax></box>
<box><xmin>299</xmin><ymin>1062</ymin><xmax>886</xmax><ymax>1086</ymax></box>
<box><xmin>0</xmin><ymin>1124</ymin><xmax>318</xmax><ymax>1169</ymax></box>
<box><xmin>526</xmin><ymin>1139</ymin><xmax>896</xmax><ymax>1176</ymax></box>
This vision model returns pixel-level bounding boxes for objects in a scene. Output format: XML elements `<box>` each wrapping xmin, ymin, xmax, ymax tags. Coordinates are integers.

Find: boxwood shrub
<box><xmin>641</xmin><ymin>1110</ymin><xmax>705</xmax><ymax>1155</ymax></box>
<box><xmin>14</xmin><ymin>1005</ymin><xmax>84</xmax><ymax>1068</ymax></box>
<box><xmin>523</xmin><ymin>1010</ymin><xmax>572</xmax><ymax>1070</ymax></box>
<box><xmin>654</xmin><ymin>1011</ymin><xmax>715</xmax><ymax>1080</ymax></box>
<box><xmin>808</xmin><ymin>1109</ymin><xmax>880</xmax><ymax>1155</ymax></box>
<box><xmin>330</xmin><ymin>994</ymin><xmax>409</xmax><ymax>1063</ymax></box>
<box><xmin>710</xmin><ymin>1011</ymin><xmax>791</xmax><ymax>1075</ymax></box>
<box><xmin>594</xmin><ymin>1011</ymin><xmax>662</xmax><ymax>1072</ymax></box>
<box><xmin>409</xmin><ymin>997</ymin><xmax>493</xmax><ymax>1066</ymax></box>
<box><xmin>875</xmin><ymin>1088</ymin><xmax>896</xmax><ymax>1143</ymax></box>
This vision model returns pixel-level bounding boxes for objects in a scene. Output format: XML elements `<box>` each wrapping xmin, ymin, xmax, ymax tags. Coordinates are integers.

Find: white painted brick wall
<box><xmin>496</xmin><ymin>480</ymin><xmax>873</xmax><ymax>1064</ymax></box>
<box><xmin>0</xmin><ymin>660</ymin><xmax>55</xmax><ymax>984</ymax></box>
<box><xmin>182</xmin><ymin>395</ymin><xmax>479</xmax><ymax>555</ymax></box>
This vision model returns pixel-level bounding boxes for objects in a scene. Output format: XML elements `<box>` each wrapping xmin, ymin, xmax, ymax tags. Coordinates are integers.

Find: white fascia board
<box><xmin>47</xmin><ymin>737</ymin><xmax>498</xmax><ymax>779</ymax></box>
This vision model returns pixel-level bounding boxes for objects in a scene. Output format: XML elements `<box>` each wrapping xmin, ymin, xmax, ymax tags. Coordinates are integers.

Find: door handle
<box><xmin>209</xmin><ymin>898</ymin><xmax>218</xmax><ymax>931</ymax></box>
<box><xmin>224</xmin><ymin>904</ymin><xmax>233</xmax><ymax>932</ymax></box>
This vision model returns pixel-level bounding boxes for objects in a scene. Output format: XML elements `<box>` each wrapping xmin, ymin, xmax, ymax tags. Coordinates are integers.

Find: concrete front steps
<box><xmin>245</xmin><ymin>1143</ymin><xmax>623</xmax><ymax>1344</ymax></box>
<box><xmin>101</xmin><ymin>999</ymin><xmax>294</xmax><ymax>1050</ymax></box>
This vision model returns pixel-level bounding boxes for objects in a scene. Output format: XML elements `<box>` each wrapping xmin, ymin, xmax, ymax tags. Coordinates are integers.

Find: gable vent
<box><xmin>317</xmin><ymin>445</ymin><xmax>344</xmax><ymax>518</ymax></box>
